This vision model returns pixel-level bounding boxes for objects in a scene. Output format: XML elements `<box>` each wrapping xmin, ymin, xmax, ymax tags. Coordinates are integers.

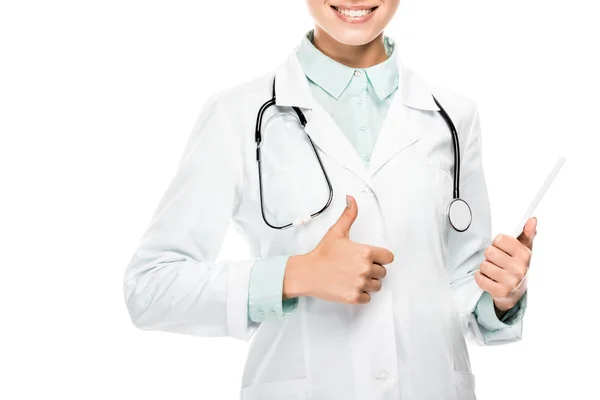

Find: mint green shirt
<box><xmin>247</xmin><ymin>29</ymin><xmax>526</xmax><ymax>333</ymax></box>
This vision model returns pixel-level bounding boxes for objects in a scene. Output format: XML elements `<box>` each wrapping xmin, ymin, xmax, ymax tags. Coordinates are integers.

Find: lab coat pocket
<box><xmin>241</xmin><ymin>377</ymin><xmax>308</xmax><ymax>400</ymax></box>
<box><xmin>454</xmin><ymin>370</ymin><xmax>476</xmax><ymax>400</ymax></box>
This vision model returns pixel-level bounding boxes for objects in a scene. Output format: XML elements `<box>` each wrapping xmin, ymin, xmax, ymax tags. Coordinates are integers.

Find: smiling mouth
<box><xmin>331</xmin><ymin>5</ymin><xmax>379</xmax><ymax>18</ymax></box>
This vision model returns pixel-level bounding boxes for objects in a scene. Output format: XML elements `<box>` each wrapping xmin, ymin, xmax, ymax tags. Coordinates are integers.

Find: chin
<box><xmin>323</xmin><ymin>26</ymin><xmax>383</xmax><ymax>47</ymax></box>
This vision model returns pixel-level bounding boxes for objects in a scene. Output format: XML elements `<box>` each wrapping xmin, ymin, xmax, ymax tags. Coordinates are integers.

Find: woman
<box><xmin>124</xmin><ymin>1</ymin><xmax>537</xmax><ymax>399</ymax></box>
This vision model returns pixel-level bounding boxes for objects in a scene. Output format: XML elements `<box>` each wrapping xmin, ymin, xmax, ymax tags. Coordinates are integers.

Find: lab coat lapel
<box><xmin>273</xmin><ymin>49</ymin><xmax>441</xmax><ymax>184</ymax></box>
<box><xmin>275</xmin><ymin>50</ymin><xmax>373</xmax><ymax>185</ymax></box>
<box><xmin>368</xmin><ymin>59</ymin><xmax>441</xmax><ymax>177</ymax></box>
<box><xmin>303</xmin><ymin>104</ymin><xmax>373</xmax><ymax>184</ymax></box>
<box><xmin>367</xmin><ymin>92</ymin><xmax>420</xmax><ymax>177</ymax></box>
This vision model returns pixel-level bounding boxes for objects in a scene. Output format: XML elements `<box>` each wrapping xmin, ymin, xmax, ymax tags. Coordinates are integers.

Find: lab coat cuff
<box><xmin>248</xmin><ymin>255</ymin><xmax>298</xmax><ymax>323</ymax></box>
<box><xmin>474</xmin><ymin>290</ymin><xmax>527</xmax><ymax>332</ymax></box>
<box><xmin>499</xmin><ymin>291</ymin><xmax>527</xmax><ymax>326</ymax></box>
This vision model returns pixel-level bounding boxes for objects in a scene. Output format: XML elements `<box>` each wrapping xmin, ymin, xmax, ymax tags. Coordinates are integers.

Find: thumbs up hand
<box><xmin>283</xmin><ymin>195</ymin><xmax>395</xmax><ymax>304</ymax></box>
<box><xmin>474</xmin><ymin>217</ymin><xmax>538</xmax><ymax>316</ymax></box>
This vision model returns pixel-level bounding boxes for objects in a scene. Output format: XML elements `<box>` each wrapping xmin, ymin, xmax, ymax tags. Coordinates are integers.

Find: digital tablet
<box><xmin>510</xmin><ymin>156</ymin><xmax>566</xmax><ymax>238</ymax></box>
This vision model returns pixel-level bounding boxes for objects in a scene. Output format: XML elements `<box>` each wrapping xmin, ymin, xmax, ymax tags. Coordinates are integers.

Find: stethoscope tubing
<box><xmin>255</xmin><ymin>75</ymin><xmax>466</xmax><ymax>230</ymax></box>
<box><xmin>431</xmin><ymin>95</ymin><xmax>461</xmax><ymax>199</ymax></box>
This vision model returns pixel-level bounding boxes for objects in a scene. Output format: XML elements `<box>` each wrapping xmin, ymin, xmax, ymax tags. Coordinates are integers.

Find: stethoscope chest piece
<box><xmin>447</xmin><ymin>198</ymin><xmax>472</xmax><ymax>232</ymax></box>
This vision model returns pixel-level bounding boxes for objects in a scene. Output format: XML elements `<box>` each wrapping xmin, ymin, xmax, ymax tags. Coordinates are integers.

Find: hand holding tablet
<box><xmin>476</xmin><ymin>156</ymin><xmax>566</xmax><ymax>308</ymax></box>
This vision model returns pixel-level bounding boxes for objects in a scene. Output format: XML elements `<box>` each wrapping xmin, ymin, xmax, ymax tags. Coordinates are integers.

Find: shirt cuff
<box><xmin>474</xmin><ymin>290</ymin><xmax>527</xmax><ymax>332</ymax></box>
<box><xmin>247</xmin><ymin>255</ymin><xmax>299</xmax><ymax>323</ymax></box>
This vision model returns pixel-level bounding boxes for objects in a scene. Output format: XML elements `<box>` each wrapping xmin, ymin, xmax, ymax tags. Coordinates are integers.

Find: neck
<box><xmin>312</xmin><ymin>26</ymin><xmax>387</xmax><ymax>69</ymax></box>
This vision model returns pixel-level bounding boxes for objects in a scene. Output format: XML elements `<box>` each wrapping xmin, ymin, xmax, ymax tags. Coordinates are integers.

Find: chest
<box><xmin>236</xmin><ymin>103</ymin><xmax>458</xmax><ymax>259</ymax></box>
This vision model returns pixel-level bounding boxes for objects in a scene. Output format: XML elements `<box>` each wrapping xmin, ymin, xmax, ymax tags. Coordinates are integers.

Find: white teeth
<box><xmin>334</xmin><ymin>6</ymin><xmax>375</xmax><ymax>17</ymax></box>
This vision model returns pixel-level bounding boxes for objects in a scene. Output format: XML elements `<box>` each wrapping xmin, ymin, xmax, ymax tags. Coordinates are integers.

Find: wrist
<box><xmin>493</xmin><ymin>302</ymin><xmax>509</xmax><ymax>319</ymax></box>
<box><xmin>493</xmin><ymin>297</ymin><xmax>515</xmax><ymax>317</ymax></box>
<box><xmin>282</xmin><ymin>253</ymin><xmax>314</xmax><ymax>299</ymax></box>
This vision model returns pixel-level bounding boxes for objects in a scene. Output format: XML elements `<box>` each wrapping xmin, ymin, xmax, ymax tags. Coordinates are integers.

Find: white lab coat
<box><xmin>123</xmin><ymin>45</ymin><xmax>524</xmax><ymax>400</ymax></box>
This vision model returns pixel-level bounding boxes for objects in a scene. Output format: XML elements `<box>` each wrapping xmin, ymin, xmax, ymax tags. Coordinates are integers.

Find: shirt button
<box><xmin>354</xmin><ymin>70</ymin><xmax>362</xmax><ymax>77</ymax></box>
<box><xmin>270</xmin><ymin>310</ymin><xmax>277</xmax><ymax>316</ymax></box>
<box><xmin>361</xmin><ymin>187</ymin><xmax>373</xmax><ymax>195</ymax></box>
<box><xmin>357</xmin><ymin>98</ymin><xmax>363</xmax><ymax>105</ymax></box>
<box><xmin>364</xmin><ymin>154</ymin><xmax>371</xmax><ymax>161</ymax></box>
<box><xmin>360</xmin><ymin>126</ymin><xmax>366</xmax><ymax>131</ymax></box>
<box><xmin>375</xmin><ymin>372</ymin><xmax>391</xmax><ymax>381</ymax></box>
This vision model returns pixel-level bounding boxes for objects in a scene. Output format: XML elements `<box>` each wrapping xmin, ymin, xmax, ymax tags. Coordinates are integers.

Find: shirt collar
<box><xmin>296</xmin><ymin>29</ymin><xmax>399</xmax><ymax>101</ymax></box>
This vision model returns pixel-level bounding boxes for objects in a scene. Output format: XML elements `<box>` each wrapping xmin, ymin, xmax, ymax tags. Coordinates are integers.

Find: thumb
<box><xmin>329</xmin><ymin>194</ymin><xmax>358</xmax><ymax>238</ymax></box>
<box><xmin>517</xmin><ymin>217</ymin><xmax>537</xmax><ymax>250</ymax></box>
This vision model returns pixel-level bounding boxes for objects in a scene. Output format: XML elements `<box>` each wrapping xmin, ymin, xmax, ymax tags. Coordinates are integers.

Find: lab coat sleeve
<box><xmin>446</xmin><ymin>102</ymin><xmax>524</xmax><ymax>346</ymax></box>
<box><xmin>123</xmin><ymin>94</ymin><xmax>262</xmax><ymax>341</ymax></box>
<box><xmin>474</xmin><ymin>290</ymin><xmax>527</xmax><ymax>331</ymax></box>
<box><xmin>248</xmin><ymin>256</ymin><xmax>299</xmax><ymax>322</ymax></box>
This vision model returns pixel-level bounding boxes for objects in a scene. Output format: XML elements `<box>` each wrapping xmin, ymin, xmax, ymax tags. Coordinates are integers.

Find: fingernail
<box><xmin>346</xmin><ymin>195</ymin><xmax>350</xmax><ymax>208</ymax></box>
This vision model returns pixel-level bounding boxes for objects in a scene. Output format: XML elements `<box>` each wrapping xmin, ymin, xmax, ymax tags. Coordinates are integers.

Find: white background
<box><xmin>1</xmin><ymin>0</ymin><xmax>598</xmax><ymax>399</ymax></box>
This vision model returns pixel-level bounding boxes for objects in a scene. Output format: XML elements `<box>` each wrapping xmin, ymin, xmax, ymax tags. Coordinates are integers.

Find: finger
<box><xmin>364</xmin><ymin>245</ymin><xmax>395</xmax><ymax>265</ymax></box>
<box><xmin>479</xmin><ymin>260</ymin><xmax>520</xmax><ymax>288</ymax></box>
<box><xmin>364</xmin><ymin>278</ymin><xmax>382</xmax><ymax>293</ymax></box>
<box><xmin>330</xmin><ymin>195</ymin><xmax>358</xmax><ymax>238</ymax></box>
<box><xmin>491</xmin><ymin>234</ymin><xmax>522</xmax><ymax>257</ymax></box>
<box><xmin>492</xmin><ymin>233</ymin><xmax>531</xmax><ymax>262</ymax></box>
<box><xmin>474</xmin><ymin>270</ymin><xmax>511</xmax><ymax>298</ymax></box>
<box><xmin>369</xmin><ymin>263</ymin><xmax>387</xmax><ymax>279</ymax></box>
<box><xmin>357</xmin><ymin>291</ymin><xmax>371</xmax><ymax>304</ymax></box>
<box><xmin>484</xmin><ymin>244</ymin><xmax>516</xmax><ymax>271</ymax></box>
<box><xmin>517</xmin><ymin>217</ymin><xmax>537</xmax><ymax>250</ymax></box>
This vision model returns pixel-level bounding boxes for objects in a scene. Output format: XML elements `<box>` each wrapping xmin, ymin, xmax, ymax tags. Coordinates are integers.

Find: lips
<box><xmin>330</xmin><ymin>4</ymin><xmax>379</xmax><ymax>23</ymax></box>
<box><xmin>331</xmin><ymin>5</ymin><xmax>378</xmax><ymax>17</ymax></box>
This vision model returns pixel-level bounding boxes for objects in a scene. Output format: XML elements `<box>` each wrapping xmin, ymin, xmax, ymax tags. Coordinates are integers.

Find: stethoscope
<box><xmin>255</xmin><ymin>76</ymin><xmax>472</xmax><ymax>232</ymax></box>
